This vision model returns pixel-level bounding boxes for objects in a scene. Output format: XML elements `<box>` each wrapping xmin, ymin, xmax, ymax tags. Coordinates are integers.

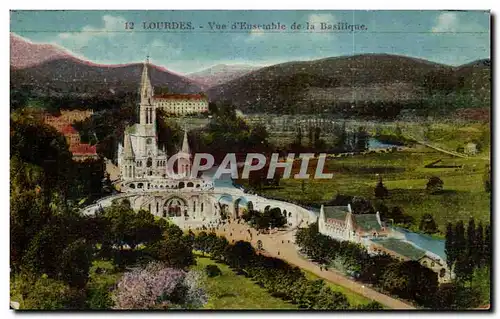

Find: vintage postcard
<box><xmin>10</xmin><ymin>10</ymin><xmax>491</xmax><ymax>310</ymax></box>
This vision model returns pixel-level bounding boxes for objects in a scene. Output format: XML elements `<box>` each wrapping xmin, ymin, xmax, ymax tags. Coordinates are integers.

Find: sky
<box><xmin>10</xmin><ymin>10</ymin><xmax>490</xmax><ymax>74</ymax></box>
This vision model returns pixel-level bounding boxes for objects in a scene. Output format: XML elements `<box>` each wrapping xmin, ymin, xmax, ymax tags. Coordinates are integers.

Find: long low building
<box><xmin>318</xmin><ymin>204</ymin><xmax>452</xmax><ymax>283</ymax></box>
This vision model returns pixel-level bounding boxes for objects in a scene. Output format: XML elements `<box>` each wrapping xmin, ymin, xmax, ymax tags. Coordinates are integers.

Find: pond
<box><xmin>368</xmin><ymin>138</ymin><xmax>400</xmax><ymax>150</ymax></box>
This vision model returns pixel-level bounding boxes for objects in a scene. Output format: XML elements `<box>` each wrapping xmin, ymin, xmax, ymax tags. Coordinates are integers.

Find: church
<box><xmin>318</xmin><ymin>204</ymin><xmax>452</xmax><ymax>283</ymax></box>
<box><xmin>116</xmin><ymin>58</ymin><xmax>218</xmax><ymax>228</ymax></box>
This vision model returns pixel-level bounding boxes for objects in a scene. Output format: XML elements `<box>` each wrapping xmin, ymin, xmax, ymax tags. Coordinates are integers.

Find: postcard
<box><xmin>10</xmin><ymin>10</ymin><xmax>491</xmax><ymax>311</ymax></box>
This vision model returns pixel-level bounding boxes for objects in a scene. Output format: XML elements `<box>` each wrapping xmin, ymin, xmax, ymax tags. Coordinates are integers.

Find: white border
<box><xmin>2</xmin><ymin>1</ymin><xmax>497</xmax><ymax>319</ymax></box>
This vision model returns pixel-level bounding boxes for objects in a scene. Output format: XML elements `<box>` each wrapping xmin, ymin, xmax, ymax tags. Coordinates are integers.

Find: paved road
<box><xmin>215</xmin><ymin>222</ymin><xmax>416</xmax><ymax>310</ymax></box>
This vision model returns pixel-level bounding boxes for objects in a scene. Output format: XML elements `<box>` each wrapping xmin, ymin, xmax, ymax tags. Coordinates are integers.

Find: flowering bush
<box><xmin>113</xmin><ymin>262</ymin><xmax>207</xmax><ymax>309</ymax></box>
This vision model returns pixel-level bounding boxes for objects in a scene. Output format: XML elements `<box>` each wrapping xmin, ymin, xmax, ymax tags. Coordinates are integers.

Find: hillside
<box><xmin>11</xmin><ymin>58</ymin><xmax>204</xmax><ymax>98</ymax></box>
<box><xmin>187</xmin><ymin>64</ymin><xmax>261</xmax><ymax>88</ymax></box>
<box><xmin>10</xmin><ymin>33</ymin><xmax>72</xmax><ymax>69</ymax></box>
<box><xmin>207</xmin><ymin>54</ymin><xmax>490</xmax><ymax>117</ymax></box>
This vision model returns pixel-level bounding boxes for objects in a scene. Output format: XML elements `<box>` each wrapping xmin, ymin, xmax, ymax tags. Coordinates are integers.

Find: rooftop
<box><xmin>371</xmin><ymin>238</ymin><xmax>426</xmax><ymax>260</ymax></box>
<box><xmin>353</xmin><ymin>214</ymin><xmax>382</xmax><ymax>232</ymax></box>
<box><xmin>154</xmin><ymin>93</ymin><xmax>207</xmax><ymax>100</ymax></box>
<box><xmin>323</xmin><ymin>206</ymin><xmax>350</xmax><ymax>221</ymax></box>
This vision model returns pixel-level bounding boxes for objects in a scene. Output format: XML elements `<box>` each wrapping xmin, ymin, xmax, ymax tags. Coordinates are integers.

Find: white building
<box><xmin>139</xmin><ymin>58</ymin><xmax>208</xmax><ymax>116</ymax></box>
<box><xmin>318</xmin><ymin>204</ymin><xmax>452</xmax><ymax>283</ymax></box>
<box><xmin>115</xmin><ymin>59</ymin><xmax>217</xmax><ymax>228</ymax></box>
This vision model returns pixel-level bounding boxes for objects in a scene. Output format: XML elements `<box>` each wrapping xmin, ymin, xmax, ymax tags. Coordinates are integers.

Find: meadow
<box><xmin>248</xmin><ymin>145</ymin><xmax>490</xmax><ymax>233</ymax></box>
<box><xmin>192</xmin><ymin>255</ymin><xmax>297</xmax><ymax>309</ymax></box>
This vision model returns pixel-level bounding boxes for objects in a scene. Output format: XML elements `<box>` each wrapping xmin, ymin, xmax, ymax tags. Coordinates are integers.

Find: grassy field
<box><xmin>192</xmin><ymin>255</ymin><xmax>297</xmax><ymax>309</ymax></box>
<box><xmin>246</xmin><ymin>145</ymin><xmax>490</xmax><ymax>233</ymax></box>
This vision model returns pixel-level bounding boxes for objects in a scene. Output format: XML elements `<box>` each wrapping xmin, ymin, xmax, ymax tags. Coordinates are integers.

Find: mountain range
<box><xmin>207</xmin><ymin>54</ymin><xmax>490</xmax><ymax>115</ymax></box>
<box><xmin>10</xmin><ymin>33</ymin><xmax>490</xmax><ymax>117</ymax></box>
<box><xmin>187</xmin><ymin>64</ymin><xmax>260</xmax><ymax>88</ymax></box>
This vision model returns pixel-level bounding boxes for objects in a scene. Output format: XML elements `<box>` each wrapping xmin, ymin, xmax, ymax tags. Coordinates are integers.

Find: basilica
<box><xmin>116</xmin><ymin>59</ymin><xmax>217</xmax><ymax>228</ymax></box>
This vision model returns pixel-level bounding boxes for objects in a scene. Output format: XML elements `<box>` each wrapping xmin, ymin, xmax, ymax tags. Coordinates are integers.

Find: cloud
<box><xmin>431</xmin><ymin>13</ymin><xmax>459</xmax><ymax>33</ymax></box>
<box><xmin>308</xmin><ymin>13</ymin><xmax>336</xmax><ymax>28</ymax></box>
<box><xmin>56</xmin><ymin>14</ymin><xmax>126</xmax><ymax>49</ymax></box>
<box><xmin>431</xmin><ymin>12</ymin><xmax>486</xmax><ymax>33</ymax></box>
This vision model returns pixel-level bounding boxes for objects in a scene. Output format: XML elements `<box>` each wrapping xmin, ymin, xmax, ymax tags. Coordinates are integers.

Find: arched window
<box><xmin>147</xmin><ymin>157</ymin><xmax>152</xmax><ymax>167</ymax></box>
<box><xmin>439</xmin><ymin>268</ymin><xmax>446</xmax><ymax>277</ymax></box>
<box><xmin>146</xmin><ymin>138</ymin><xmax>152</xmax><ymax>145</ymax></box>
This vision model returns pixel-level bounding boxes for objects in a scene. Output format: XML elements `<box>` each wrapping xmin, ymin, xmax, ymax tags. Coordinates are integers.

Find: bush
<box><xmin>86</xmin><ymin>284</ymin><xmax>113</xmax><ymax>309</ymax></box>
<box><xmin>205</xmin><ymin>264</ymin><xmax>222</xmax><ymax>278</ymax></box>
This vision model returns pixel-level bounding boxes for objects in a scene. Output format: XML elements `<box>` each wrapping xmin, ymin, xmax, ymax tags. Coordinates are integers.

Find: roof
<box><xmin>323</xmin><ymin>206</ymin><xmax>350</xmax><ymax>221</ymax></box>
<box><xmin>70</xmin><ymin>144</ymin><xmax>97</xmax><ymax>155</ymax></box>
<box><xmin>353</xmin><ymin>214</ymin><xmax>382</xmax><ymax>232</ymax></box>
<box><xmin>60</xmin><ymin>124</ymin><xmax>78</xmax><ymax>135</ymax></box>
<box><xmin>371</xmin><ymin>238</ymin><xmax>427</xmax><ymax>260</ymax></box>
<box><xmin>394</xmin><ymin>227</ymin><xmax>447</xmax><ymax>261</ymax></box>
<box><xmin>154</xmin><ymin>93</ymin><xmax>207</xmax><ymax>100</ymax></box>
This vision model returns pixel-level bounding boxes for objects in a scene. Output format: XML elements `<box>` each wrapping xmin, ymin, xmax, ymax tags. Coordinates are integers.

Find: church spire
<box><xmin>140</xmin><ymin>56</ymin><xmax>153</xmax><ymax>102</ymax></box>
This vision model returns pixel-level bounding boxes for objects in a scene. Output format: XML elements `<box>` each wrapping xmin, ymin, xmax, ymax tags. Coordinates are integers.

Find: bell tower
<box><xmin>139</xmin><ymin>56</ymin><xmax>155</xmax><ymax>127</ymax></box>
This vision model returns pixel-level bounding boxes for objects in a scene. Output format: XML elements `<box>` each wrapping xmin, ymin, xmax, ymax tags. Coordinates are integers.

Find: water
<box><xmin>368</xmin><ymin>138</ymin><xmax>399</xmax><ymax>150</ymax></box>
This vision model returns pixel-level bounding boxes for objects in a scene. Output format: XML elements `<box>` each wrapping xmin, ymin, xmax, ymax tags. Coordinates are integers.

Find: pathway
<box><xmin>215</xmin><ymin>222</ymin><xmax>416</xmax><ymax>310</ymax></box>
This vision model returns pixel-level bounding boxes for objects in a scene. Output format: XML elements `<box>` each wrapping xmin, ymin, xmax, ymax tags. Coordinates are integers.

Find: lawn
<box><xmin>245</xmin><ymin>146</ymin><xmax>491</xmax><ymax>232</ymax></box>
<box><xmin>192</xmin><ymin>255</ymin><xmax>296</xmax><ymax>309</ymax></box>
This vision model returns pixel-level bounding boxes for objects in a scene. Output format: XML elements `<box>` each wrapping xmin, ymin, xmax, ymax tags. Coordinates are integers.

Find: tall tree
<box><xmin>483</xmin><ymin>164</ymin><xmax>491</xmax><ymax>192</ymax></box>
<box><xmin>445</xmin><ymin>223</ymin><xmax>456</xmax><ymax>274</ymax></box>
<box><xmin>454</xmin><ymin>220</ymin><xmax>466</xmax><ymax>257</ymax></box>
<box><xmin>374</xmin><ymin>176</ymin><xmax>389</xmax><ymax>199</ymax></box>
<box><xmin>354</xmin><ymin>126</ymin><xmax>369</xmax><ymax>152</ymax></box>
<box><xmin>474</xmin><ymin>223</ymin><xmax>484</xmax><ymax>268</ymax></box>
<box><xmin>466</xmin><ymin>218</ymin><xmax>476</xmax><ymax>268</ymax></box>
<box><xmin>483</xmin><ymin>224</ymin><xmax>491</xmax><ymax>268</ymax></box>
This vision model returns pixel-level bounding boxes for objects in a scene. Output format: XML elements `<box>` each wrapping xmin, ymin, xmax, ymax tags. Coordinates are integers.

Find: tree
<box><xmin>455</xmin><ymin>254</ymin><xmax>473</xmax><ymax>285</ymax></box>
<box><xmin>351</xmin><ymin>197</ymin><xmax>375</xmax><ymax>214</ymax></box>
<box><xmin>205</xmin><ymin>265</ymin><xmax>222</xmax><ymax>278</ymax></box>
<box><xmin>474</xmin><ymin>223</ymin><xmax>484</xmax><ymax>268</ymax></box>
<box><xmin>113</xmin><ymin>262</ymin><xmax>207</xmax><ymax>309</ymax></box>
<box><xmin>419</xmin><ymin>213</ymin><xmax>438</xmax><ymax>234</ymax></box>
<box><xmin>266</xmin><ymin>207</ymin><xmax>287</xmax><ymax>229</ymax></box>
<box><xmin>354</xmin><ymin>126</ymin><xmax>369</xmax><ymax>152</ymax></box>
<box><xmin>146</xmin><ymin>236</ymin><xmax>194</xmax><ymax>269</ymax></box>
<box><xmin>454</xmin><ymin>221</ymin><xmax>467</xmax><ymax>258</ymax></box>
<box><xmin>445</xmin><ymin>223</ymin><xmax>456</xmax><ymax>273</ymax></box>
<box><xmin>482</xmin><ymin>224</ymin><xmax>491</xmax><ymax>268</ymax></box>
<box><xmin>224</xmin><ymin>241</ymin><xmax>255</xmax><ymax>269</ymax></box>
<box><xmin>466</xmin><ymin>218</ymin><xmax>477</xmax><ymax>268</ymax></box>
<box><xmin>374</xmin><ymin>177</ymin><xmax>389</xmax><ymax>199</ymax></box>
<box><xmin>426</xmin><ymin>176</ymin><xmax>444</xmax><ymax>194</ymax></box>
<box><xmin>483</xmin><ymin>165</ymin><xmax>491</xmax><ymax>192</ymax></box>
<box><xmin>19</xmin><ymin>276</ymin><xmax>81</xmax><ymax>310</ymax></box>
<box><xmin>381</xmin><ymin>261</ymin><xmax>438</xmax><ymax>305</ymax></box>
<box><xmin>58</xmin><ymin>238</ymin><xmax>93</xmax><ymax>288</ymax></box>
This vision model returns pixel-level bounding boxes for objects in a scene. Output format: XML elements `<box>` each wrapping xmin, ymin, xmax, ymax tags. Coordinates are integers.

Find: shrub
<box><xmin>205</xmin><ymin>264</ymin><xmax>222</xmax><ymax>278</ymax></box>
<box><xmin>113</xmin><ymin>262</ymin><xmax>207</xmax><ymax>309</ymax></box>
